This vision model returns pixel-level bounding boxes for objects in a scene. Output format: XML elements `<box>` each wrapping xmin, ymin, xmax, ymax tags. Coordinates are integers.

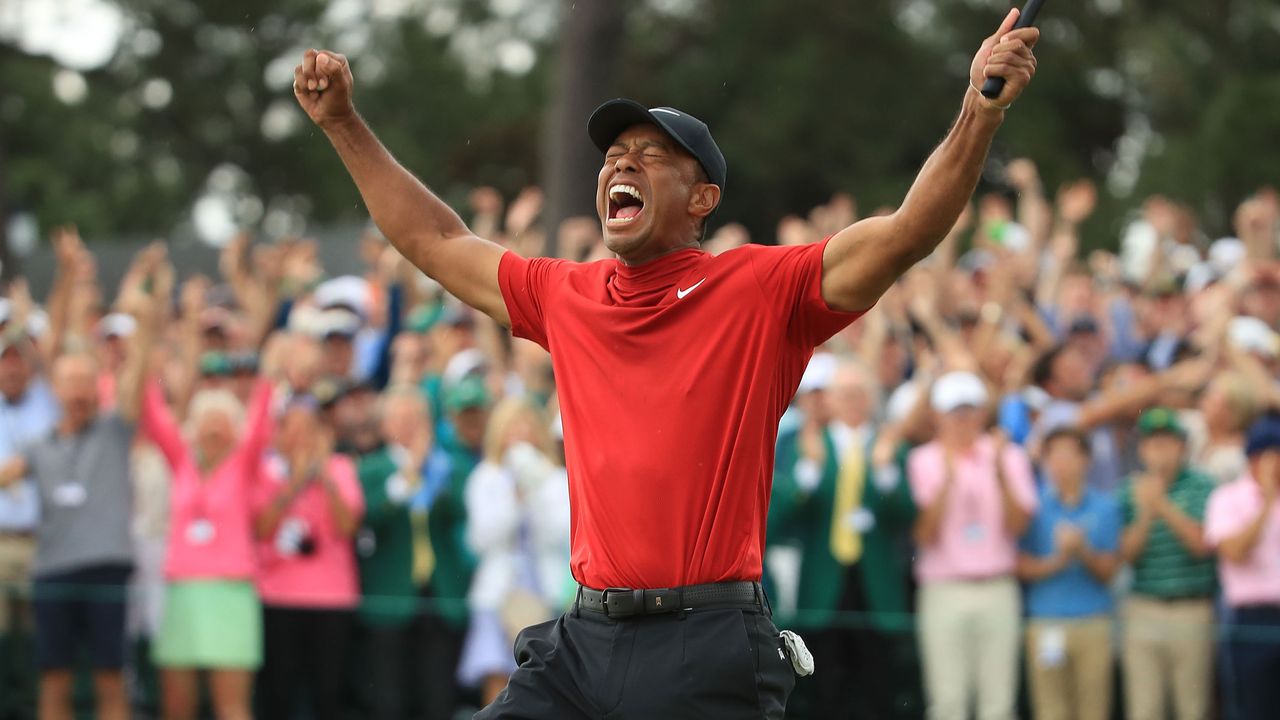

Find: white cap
<box><xmin>798</xmin><ymin>352</ymin><xmax>838</xmax><ymax>394</ymax></box>
<box><xmin>930</xmin><ymin>371</ymin><xmax>989</xmax><ymax>413</ymax></box>
<box><xmin>1229</xmin><ymin>316</ymin><xmax>1279</xmax><ymax>358</ymax></box>
<box><xmin>1184</xmin><ymin>262</ymin><xmax>1217</xmax><ymax>293</ymax></box>
<box><xmin>0</xmin><ymin>301</ymin><xmax>48</xmax><ymax>338</ymax></box>
<box><xmin>1209</xmin><ymin>237</ymin><xmax>1246</xmax><ymax>276</ymax></box>
<box><xmin>317</xmin><ymin>309</ymin><xmax>361</xmax><ymax>338</ymax></box>
<box><xmin>98</xmin><ymin>313</ymin><xmax>137</xmax><ymax>339</ymax></box>
<box><xmin>313</xmin><ymin>275</ymin><xmax>370</xmax><ymax>319</ymax></box>
<box><xmin>442</xmin><ymin>347</ymin><xmax>488</xmax><ymax>387</ymax></box>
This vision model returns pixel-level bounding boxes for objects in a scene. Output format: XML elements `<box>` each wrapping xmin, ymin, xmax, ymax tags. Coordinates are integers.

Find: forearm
<box><xmin>1120</xmin><ymin>518</ymin><xmax>1152</xmax><ymax>563</ymax></box>
<box><xmin>997</xmin><ymin>478</ymin><xmax>1031</xmax><ymax>536</ymax></box>
<box><xmin>913</xmin><ymin>486</ymin><xmax>952</xmax><ymax>546</ymax></box>
<box><xmin>1219</xmin><ymin>508</ymin><xmax>1271</xmax><ymax>563</ymax></box>
<box><xmin>1079</xmin><ymin>547</ymin><xmax>1120</xmax><ymax>583</ymax></box>
<box><xmin>323</xmin><ymin>115</ymin><xmax>471</xmax><ymax>269</ymax></box>
<box><xmin>892</xmin><ymin>92</ymin><xmax>1004</xmax><ymax>259</ymax></box>
<box><xmin>322</xmin><ymin>476</ymin><xmax>359</xmax><ymax>538</ymax></box>
<box><xmin>117</xmin><ymin>321</ymin><xmax>156</xmax><ymax>421</ymax></box>
<box><xmin>1158</xmin><ymin>502</ymin><xmax>1210</xmax><ymax>557</ymax></box>
<box><xmin>1016</xmin><ymin>552</ymin><xmax>1068</xmax><ymax>581</ymax></box>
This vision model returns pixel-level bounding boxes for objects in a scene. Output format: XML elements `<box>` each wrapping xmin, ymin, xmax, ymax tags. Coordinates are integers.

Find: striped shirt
<box><xmin>1120</xmin><ymin>468</ymin><xmax>1216</xmax><ymax>598</ymax></box>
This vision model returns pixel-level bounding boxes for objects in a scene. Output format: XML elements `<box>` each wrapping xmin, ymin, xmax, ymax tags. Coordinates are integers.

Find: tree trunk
<box><xmin>541</xmin><ymin>0</ymin><xmax>627</xmax><ymax>257</ymax></box>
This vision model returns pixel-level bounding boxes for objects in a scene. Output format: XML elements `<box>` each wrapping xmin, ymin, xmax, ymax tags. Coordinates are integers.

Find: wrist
<box><xmin>319</xmin><ymin>109</ymin><xmax>361</xmax><ymax>135</ymax></box>
<box><xmin>966</xmin><ymin>83</ymin><xmax>1010</xmax><ymax>120</ymax></box>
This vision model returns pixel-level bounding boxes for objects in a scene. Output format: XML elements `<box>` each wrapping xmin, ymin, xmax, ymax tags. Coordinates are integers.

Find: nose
<box><xmin>612</xmin><ymin>149</ymin><xmax>641</xmax><ymax>176</ymax></box>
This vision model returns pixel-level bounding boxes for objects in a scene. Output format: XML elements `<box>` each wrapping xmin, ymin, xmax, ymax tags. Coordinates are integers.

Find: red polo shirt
<box><xmin>498</xmin><ymin>237</ymin><xmax>864</xmax><ymax>589</ymax></box>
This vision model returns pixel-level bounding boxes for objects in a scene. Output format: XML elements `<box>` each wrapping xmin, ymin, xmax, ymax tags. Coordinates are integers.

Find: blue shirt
<box><xmin>1020</xmin><ymin>482</ymin><xmax>1121</xmax><ymax>618</ymax></box>
<box><xmin>0</xmin><ymin>379</ymin><xmax>59</xmax><ymax>531</ymax></box>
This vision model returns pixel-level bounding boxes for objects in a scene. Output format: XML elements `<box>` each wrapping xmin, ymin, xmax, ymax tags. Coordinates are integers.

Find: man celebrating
<box><xmin>293</xmin><ymin>9</ymin><xmax>1039</xmax><ymax>718</ymax></box>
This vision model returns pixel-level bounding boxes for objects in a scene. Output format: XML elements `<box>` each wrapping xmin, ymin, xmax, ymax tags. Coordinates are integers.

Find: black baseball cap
<box><xmin>587</xmin><ymin>99</ymin><xmax>727</xmax><ymax>193</ymax></box>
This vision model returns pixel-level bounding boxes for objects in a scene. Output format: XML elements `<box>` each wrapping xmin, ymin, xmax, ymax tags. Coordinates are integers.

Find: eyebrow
<box><xmin>607</xmin><ymin>138</ymin><xmax>672</xmax><ymax>153</ymax></box>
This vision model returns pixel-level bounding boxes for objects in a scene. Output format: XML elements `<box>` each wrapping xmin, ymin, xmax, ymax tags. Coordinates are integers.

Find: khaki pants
<box><xmin>1025</xmin><ymin>616</ymin><xmax>1113</xmax><ymax>720</ymax></box>
<box><xmin>1122</xmin><ymin>596</ymin><xmax>1214</xmax><ymax>720</ymax></box>
<box><xmin>918</xmin><ymin>577</ymin><xmax>1021</xmax><ymax>720</ymax></box>
<box><xmin>0</xmin><ymin>534</ymin><xmax>34</xmax><ymax>634</ymax></box>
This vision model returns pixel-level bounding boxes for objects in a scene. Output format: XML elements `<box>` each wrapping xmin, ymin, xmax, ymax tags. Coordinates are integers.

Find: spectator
<box><xmin>353</xmin><ymin>385</ymin><xmax>451</xmax><ymax>720</ymax></box>
<box><xmin>909</xmin><ymin>371</ymin><xmax>1037</xmax><ymax>720</ymax></box>
<box><xmin>413</xmin><ymin>375</ymin><xmax>489</xmax><ymax>720</ymax></box>
<box><xmin>0</xmin><ymin>247</ymin><xmax>166</xmax><ymax>720</ymax></box>
<box><xmin>1196</xmin><ymin>371</ymin><xmax>1259</xmax><ymax>485</ymax></box>
<box><xmin>1204</xmin><ymin>414</ymin><xmax>1280</xmax><ymax>720</ymax></box>
<box><xmin>140</xmin><ymin>367</ymin><xmax>274</xmax><ymax>719</ymax></box>
<box><xmin>252</xmin><ymin>398</ymin><xmax>364</xmax><ymax>720</ymax></box>
<box><xmin>459</xmin><ymin>398</ymin><xmax>567</xmax><ymax>705</ymax></box>
<box><xmin>769</xmin><ymin>355</ymin><xmax>918</xmax><ymax>718</ymax></box>
<box><xmin>1017</xmin><ymin>427</ymin><xmax>1122</xmax><ymax>720</ymax></box>
<box><xmin>1119</xmin><ymin>407</ymin><xmax>1216</xmax><ymax>720</ymax></box>
<box><xmin>0</xmin><ymin>299</ymin><xmax>58</xmax><ymax>713</ymax></box>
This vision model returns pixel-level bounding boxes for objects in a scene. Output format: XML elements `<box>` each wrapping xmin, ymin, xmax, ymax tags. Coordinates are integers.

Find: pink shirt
<box><xmin>253</xmin><ymin>453</ymin><xmax>364</xmax><ymax>609</ymax></box>
<box><xmin>1205</xmin><ymin>475</ymin><xmax>1280</xmax><ymax>607</ymax></box>
<box><xmin>908</xmin><ymin>436</ymin><xmax>1039</xmax><ymax>583</ymax></box>
<box><xmin>141</xmin><ymin>380</ymin><xmax>274</xmax><ymax>581</ymax></box>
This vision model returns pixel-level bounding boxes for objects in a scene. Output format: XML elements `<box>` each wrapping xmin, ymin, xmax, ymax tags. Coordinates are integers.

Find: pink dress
<box><xmin>252</xmin><ymin>454</ymin><xmax>364</xmax><ymax>609</ymax></box>
<box><xmin>141</xmin><ymin>379</ymin><xmax>275</xmax><ymax>581</ymax></box>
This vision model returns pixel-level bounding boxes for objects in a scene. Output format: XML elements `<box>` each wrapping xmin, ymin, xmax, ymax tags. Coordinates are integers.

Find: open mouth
<box><xmin>607</xmin><ymin>183</ymin><xmax>645</xmax><ymax>226</ymax></box>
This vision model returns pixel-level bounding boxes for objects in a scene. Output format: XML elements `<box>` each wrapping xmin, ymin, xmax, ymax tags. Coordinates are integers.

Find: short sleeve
<box><xmin>1000</xmin><ymin>444</ymin><xmax>1039</xmax><ymax>513</ymax></box>
<box><xmin>498</xmin><ymin>251</ymin><xmax>571</xmax><ymax>351</ymax></box>
<box><xmin>907</xmin><ymin>445</ymin><xmax>943</xmax><ymax>507</ymax></box>
<box><xmin>1203</xmin><ymin>485</ymin><xmax>1236</xmax><ymax>548</ymax></box>
<box><xmin>749</xmin><ymin>238</ymin><xmax>867</xmax><ymax>349</ymax></box>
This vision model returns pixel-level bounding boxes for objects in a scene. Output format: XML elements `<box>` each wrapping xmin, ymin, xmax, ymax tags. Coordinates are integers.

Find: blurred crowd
<box><xmin>0</xmin><ymin>159</ymin><xmax>1278</xmax><ymax>720</ymax></box>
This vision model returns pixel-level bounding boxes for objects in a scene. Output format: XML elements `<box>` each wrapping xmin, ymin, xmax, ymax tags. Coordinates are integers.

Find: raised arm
<box><xmin>293</xmin><ymin>50</ymin><xmax>508</xmax><ymax>325</ymax></box>
<box><xmin>820</xmin><ymin>10</ymin><xmax>1039</xmax><ymax>312</ymax></box>
<box><xmin>116</xmin><ymin>246</ymin><xmax>172</xmax><ymax>423</ymax></box>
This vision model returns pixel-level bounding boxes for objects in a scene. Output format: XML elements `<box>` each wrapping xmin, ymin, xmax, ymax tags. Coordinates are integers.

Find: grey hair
<box><xmin>184</xmin><ymin>388</ymin><xmax>245</xmax><ymax>440</ymax></box>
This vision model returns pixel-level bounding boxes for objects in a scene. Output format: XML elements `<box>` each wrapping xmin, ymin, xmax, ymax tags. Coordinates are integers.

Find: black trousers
<box><xmin>359</xmin><ymin>623</ymin><xmax>410</xmax><ymax>720</ymax></box>
<box><xmin>256</xmin><ymin>605</ymin><xmax>352</xmax><ymax>720</ymax></box>
<box><xmin>475</xmin><ymin>604</ymin><xmax>795</xmax><ymax>720</ymax></box>
<box><xmin>1225</xmin><ymin>605</ymin><xmax>1280</xmax><ymax>720</ymax></box>
<box><xmin>412</xmin><ymin>604</ymin><xmax>467</xmax><ymax>720</ymax></box>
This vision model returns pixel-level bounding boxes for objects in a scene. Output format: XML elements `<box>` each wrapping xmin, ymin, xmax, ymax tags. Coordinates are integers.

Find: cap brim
<box><xmin>588</xmin><ymin>99</ymin><xmax>706</xmax><ymax>180</ymax></box>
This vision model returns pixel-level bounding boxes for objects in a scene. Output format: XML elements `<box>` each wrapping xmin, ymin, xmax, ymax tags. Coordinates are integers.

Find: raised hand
<box><xmin>180</xmin><ymin>275</ymin><xmax>211</xmax><ymax>319</ymax></box>
<box><xmin>293</xmin><ymin>49</ymin><xmax>356</xmax><ymax>129</ymax></box>
<box><xmin>1057</xmin><ymin>180</ymin><xmax>1098</xmax><ymax>226</ymax></box>
<box><xmin>970</xmin><ymin>9</ymin><xmax>1040</xmax><ymax>109</ymax></box>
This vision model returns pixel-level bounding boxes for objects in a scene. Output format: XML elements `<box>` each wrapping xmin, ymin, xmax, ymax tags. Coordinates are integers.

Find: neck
<box><xmin>57</xmin><ymin>416</ymin><xmax>89</xmax><ymax>437</ymax></box>
<box><xmin>1056</xmin><ymin>478</ymin><xmax>1084</xmax><ymax>505</ymax></box>
<box><xmin>1205</xmin><ymin>426</ymin><xmax>1242</xmax><ymax>446</ymax></box>
<box><xmin>617</xmin><ymin>241</ymin><xmax>700</xmax><ymax>267</ymax></box>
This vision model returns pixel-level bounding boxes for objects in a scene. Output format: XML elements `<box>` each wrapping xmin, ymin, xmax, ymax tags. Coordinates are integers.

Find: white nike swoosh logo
<box><xmin>676</xmin><ymin>278</ymin><xmax>706</xmax><ymax>299</ymax></box>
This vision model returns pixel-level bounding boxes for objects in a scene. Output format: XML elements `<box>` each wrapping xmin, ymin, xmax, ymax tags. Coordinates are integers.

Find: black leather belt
<box><xmin>577</xmin><ymin>581</ymin><xmax>763</xmax><ymax>619</ymax></box>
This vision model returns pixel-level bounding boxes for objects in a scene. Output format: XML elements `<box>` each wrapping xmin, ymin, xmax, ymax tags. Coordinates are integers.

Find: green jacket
<box><xmin>355</xmin><ymin>448</ymin><xmax>417</xmax><ymax>627</ymax></box>
<box><xmin>768</xmin><ymin>427</ymin><xmax>917</xmax><ymax>632</ymax></box>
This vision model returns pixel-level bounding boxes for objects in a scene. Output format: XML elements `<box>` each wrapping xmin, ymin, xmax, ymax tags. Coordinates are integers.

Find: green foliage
<box><xmin>2</xmin><ymin>0</ymin><xmax>1277</xmax><ymax>248</ymax></box>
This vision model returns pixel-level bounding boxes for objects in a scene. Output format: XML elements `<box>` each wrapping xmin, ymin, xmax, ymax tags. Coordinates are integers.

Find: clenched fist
<box><xmin>969</xmin><ymin>9</ymin><xmax>1040</xmax><ymax>110</ymax></box>
<box><xmin>294</xmin><ymin>49</ymin><xmax>356</xmax><ymax>128</ymax></box>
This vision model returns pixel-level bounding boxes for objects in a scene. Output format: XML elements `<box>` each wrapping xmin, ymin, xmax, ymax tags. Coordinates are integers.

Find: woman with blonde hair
<box><xmin>140</xmin><ymin>376</ymin><xmax>275</xmax><ymax>720</ymax></box>
<box><xmin>1198</xmin><ymin>371</ymin><xmax>1260</xmax><ymax>485</ymax></box>
<box><xmin>459</xmin><ymin>398</ymin><xmax>572</xmax><ymax>705</ymax></box>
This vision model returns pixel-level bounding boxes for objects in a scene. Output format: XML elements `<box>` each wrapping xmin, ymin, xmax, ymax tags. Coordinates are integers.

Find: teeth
<box><xmin>609</xmin><ymin>184</ymin><xmax>643</xmax><ymax>203</ymax></box>
<box><xmin>607</xmin><ymin>215</ymin><xmax>638</xmax><ymax>225</ymax></box>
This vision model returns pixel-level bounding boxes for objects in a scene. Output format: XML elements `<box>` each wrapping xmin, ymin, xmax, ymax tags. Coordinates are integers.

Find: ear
<box><xmin>688</xmin><ymin>183</ymin><xmax>722</xmax><ymax>221</ymax></box>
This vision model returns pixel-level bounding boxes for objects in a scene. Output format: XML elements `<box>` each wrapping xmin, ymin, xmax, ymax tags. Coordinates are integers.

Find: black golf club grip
<box><xmin>980</xmin><ymin>0</ymin><xmax>1048</xmax><ymax>99</ymax></box>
